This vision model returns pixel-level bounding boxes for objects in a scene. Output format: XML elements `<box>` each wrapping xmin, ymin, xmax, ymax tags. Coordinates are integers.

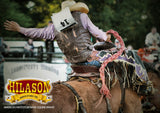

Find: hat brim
<box><xmin>70</xmin><ymin>2</ymin><xmax>89</xmax><ymax>14</ymax></box>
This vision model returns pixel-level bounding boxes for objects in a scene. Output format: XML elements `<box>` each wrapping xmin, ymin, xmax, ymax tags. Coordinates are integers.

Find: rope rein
<box><xmin>99</xmin><ymin>29</ymin><xmax>125</xmax><ymax>98</ymax></box>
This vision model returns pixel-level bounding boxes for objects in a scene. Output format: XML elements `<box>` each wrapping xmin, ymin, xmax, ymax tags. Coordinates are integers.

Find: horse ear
<box><xmin>94</xmin><ymin>42</ymin><xmax>115</xmax><ymax>51</ymax></box>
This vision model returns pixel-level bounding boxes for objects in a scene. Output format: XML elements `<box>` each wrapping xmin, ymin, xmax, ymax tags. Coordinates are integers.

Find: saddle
<box><xmin>71</xmin><ymin>41</ymin><xmax>115</xmax><ymax>75</ymax></box>
<box><xmin>71</xmin><ymin>49</ymin><xmax>153</xmax><ymax>96</ymax></box>
<box><xmin>88</xmin><ymin>41</ymin><xmax>115</xmax><ymax>51</ymax></box>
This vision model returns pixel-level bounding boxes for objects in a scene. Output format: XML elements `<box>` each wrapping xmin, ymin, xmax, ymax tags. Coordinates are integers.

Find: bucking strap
<box><xmin>62</xmin><ymin>82</ymin><xmax>87</xmax><ymax>113</ymax></box>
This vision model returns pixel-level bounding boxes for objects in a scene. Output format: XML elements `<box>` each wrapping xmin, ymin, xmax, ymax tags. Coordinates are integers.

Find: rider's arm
<box><xmin>4</xmin><ymin>20</ymin><xmax>57</xmax><ymax>40</ymax></box>
<box><xmin>19</xmin><ymin>25</ymin><xmax>56</xmax><ymax>40</ymax></box>
<box><xmin>80</xmin><ymin>13</ymin><xmax>110</xmax><ymax>42</ymax></box>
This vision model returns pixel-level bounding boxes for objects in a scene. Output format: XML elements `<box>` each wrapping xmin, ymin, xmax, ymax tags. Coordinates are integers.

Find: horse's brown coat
<box><xmin>27</xmin><ymin>79</ymin><xmax>142</xmax><ymax>113</ymax></box>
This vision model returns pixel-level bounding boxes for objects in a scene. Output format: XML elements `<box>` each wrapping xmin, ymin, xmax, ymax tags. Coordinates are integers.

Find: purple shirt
<box><xmin>20</xmin><ymin>13</ymin><xmax>108</xmax><ymax>41</ymax></box>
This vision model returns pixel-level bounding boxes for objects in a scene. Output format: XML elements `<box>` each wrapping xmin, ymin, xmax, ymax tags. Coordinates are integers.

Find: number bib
<box><xmin>51</xmin><ymin>7</ymin><xmax>77</xmax><ymax>32</ymax></box>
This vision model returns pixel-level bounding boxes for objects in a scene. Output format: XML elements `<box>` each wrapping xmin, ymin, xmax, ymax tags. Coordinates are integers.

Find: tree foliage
<box><xmin>0</xmin><ymin>0</ymin><xmax>33</xmax><ymax>37</ymax></box>
<box><xmin>1</xmin><ymin>0</ymin><xmax>159</xmax><ymax>49</ymax></box>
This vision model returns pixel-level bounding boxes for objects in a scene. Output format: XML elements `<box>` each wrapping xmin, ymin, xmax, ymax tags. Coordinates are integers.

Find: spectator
<box><xmin>24</xmin><ymin>39</ymin><xmax>34</xmax><ymax>57</ymax></box>
<box><xmin>0</xmin><ymin>38</ymin><xmax>9</xmax><ymax>57</ymax></box>
<box><xmin>115</xmin><ymin>39</ymin><xmax>121</xmax><ymax>49</ymax></box>
<box><xmin>149</xmin><ymin>40</ymin><xmax>159</xmax><ymax>51</ymax></box>
<box><xmin>127</xmin><ymin>45</ymin><xmax>133</xmax><ymax>50</ymax></box>
<box><xmin>137</xmin><ymin>45</ymin><xmax>153</xmax><ymax>63</ymax></box>
<box><xmin>145</xmin><ymin>27</ymin><xmax>160</xmax><ymax>46</ymax></box>
<box><xmin>138</xmin><ymin>44</ymin><xmax>160</xmax><ymax>72</ymax></box>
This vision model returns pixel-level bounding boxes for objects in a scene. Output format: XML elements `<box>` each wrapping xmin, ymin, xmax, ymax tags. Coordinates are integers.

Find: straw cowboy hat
<box><xmin>61</xmin><ymin>0</ymin><xmax>89</xmax><ymax>13</ymax></box>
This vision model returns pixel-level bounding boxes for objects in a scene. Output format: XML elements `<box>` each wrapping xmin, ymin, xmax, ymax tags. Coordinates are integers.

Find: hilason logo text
<box><xmin>5</xmin><ymin>79</ymin><xmax>52</xmax><ymax>104</ymax></box>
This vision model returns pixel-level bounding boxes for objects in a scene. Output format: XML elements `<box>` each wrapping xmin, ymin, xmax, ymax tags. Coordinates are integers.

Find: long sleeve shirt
<box><xmin>19</xmin><ymin>13</ymin><xmax>108</xmax><ymax>41</ymax></box>
<box><xmin>145</xmin><ymin>32</ymin><xmax>160</xmax><ymax>46</ymax></box>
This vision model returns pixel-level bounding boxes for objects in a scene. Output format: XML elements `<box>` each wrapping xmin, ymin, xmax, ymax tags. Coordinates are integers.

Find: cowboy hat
<box><xmin>61</xmin><ymin>0</ymin><xmax>89</xmax><ymax>14</ymax></box>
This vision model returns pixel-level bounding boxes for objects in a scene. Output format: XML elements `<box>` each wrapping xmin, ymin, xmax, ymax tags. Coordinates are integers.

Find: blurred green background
<box><xmin>0</xmin><ymin>0</ymin><xmax>159</xmax><ymax>49</ymax></box>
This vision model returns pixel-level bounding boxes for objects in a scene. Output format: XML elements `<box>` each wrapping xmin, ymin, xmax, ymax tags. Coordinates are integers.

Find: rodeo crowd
<box><xmin>137</xmin><ymin>27</ymin><xmax>160</xmax><ymax>72</ymax></box>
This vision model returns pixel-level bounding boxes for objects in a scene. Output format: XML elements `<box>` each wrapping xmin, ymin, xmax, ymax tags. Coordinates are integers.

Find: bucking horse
<box><xmin>23</xmin><ymin>30</ymin><xmax>151</xmax><ymax>113</ymax></box>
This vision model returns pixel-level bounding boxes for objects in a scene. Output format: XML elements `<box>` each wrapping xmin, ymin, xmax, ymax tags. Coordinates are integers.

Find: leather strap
<box><xmin>106</xmin><ymin>98</ymin><xmax>112</xmax><ymax>113</ymax></box>
<box><xmin>71</xmin><ymin>65</ymin><xmax>99</xmax><ymax>73</ymax></box>
<box><xmin>62</xmin><ymin>82</ymin><xmax>87</xmax><ymax>113</ymax></box>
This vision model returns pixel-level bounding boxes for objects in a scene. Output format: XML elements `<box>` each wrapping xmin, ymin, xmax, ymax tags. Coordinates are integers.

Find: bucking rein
<box><xmin>99</xmin><ymin>29</ymin><xmax>125</xmax><ymax>98</ymax></box>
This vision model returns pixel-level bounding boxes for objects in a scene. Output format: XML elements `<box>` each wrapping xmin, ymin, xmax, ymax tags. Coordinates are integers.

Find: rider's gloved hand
<box><xmin>106</xmin><ymin>33</ymin><xmax>111</xmax><ymax>42</ymax></box>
